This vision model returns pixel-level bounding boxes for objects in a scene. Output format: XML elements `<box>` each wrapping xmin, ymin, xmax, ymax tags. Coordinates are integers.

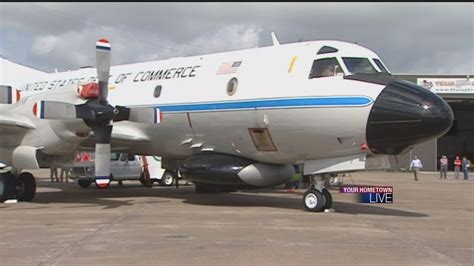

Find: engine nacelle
<box><xmin>11</xmin><ymin>146</ymin><xmax>41</xmax><ymax>169</ymax></box>
<box><xmin>179</xmin><ymin>153</ymin><xmax>294</xmax><ymax>190</ymax></box>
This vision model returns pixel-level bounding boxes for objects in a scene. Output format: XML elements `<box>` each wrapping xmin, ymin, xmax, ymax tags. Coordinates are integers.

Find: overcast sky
<box><xmin>0</xmin><ymin>2</ymin><xmax>473</xmax><ymax>74</ymax></box>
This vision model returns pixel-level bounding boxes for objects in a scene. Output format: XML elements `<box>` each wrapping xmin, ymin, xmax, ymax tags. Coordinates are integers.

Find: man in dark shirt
<box><xmin>462</xmin><ymin>157</ymin><xmax>469</xmax><ymax>180</ymax></box>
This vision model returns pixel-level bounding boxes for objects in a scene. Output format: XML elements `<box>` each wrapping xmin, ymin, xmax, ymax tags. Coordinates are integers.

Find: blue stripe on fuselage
<box><xmin>155</xmin><ymin>96</ymin><xmax>373</xmax><ymax>113</ymax></box>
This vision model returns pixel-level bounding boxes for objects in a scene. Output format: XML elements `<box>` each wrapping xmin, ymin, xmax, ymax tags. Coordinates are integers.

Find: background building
<box><xmin>391</xmin><ymin>74</ymin><xmax>473</xmax><ymax>171</ymax></box>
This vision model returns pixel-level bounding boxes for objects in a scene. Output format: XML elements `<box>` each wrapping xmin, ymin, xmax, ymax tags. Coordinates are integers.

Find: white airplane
<box><xmin>0</xmin><ymin>34</ymin><xmax>453</xmax><ymax>211</ymax></box>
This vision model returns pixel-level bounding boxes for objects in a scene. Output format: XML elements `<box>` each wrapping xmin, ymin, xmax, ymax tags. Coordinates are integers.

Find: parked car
<box><xmin>71</xmin><ymin>153</ymin><xmax>178</xmax><ymax>188</ymax></box>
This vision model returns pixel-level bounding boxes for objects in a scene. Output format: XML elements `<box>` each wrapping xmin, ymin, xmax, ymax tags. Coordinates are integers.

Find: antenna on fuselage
<box><xmin>271</xmin><ymin>32</ymin><xmax>280</xmax><ymax>46</ymax></box>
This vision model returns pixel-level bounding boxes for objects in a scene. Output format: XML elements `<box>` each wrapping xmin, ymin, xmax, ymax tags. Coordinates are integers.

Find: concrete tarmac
<box><xmin>0</xmin><ymin>170</ymin><xmax>472</xmax><ymax>265</ymax></box>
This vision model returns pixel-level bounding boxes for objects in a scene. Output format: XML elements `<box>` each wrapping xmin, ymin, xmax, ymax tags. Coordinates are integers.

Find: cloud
<box><xmin>170</xmin><ymin>24</ymin><xmax>263</xmax><ymax>56</ymax></box>
<box><xmin>31</xmin><ymin>35</ymin><xmax>59</xmax><ymax>56</ymax></box>
<box><xmin>25</xmin><ymin>24</ymin><xmax>263</xmax><ymax>72</ymax></box>
<box><xmin>0</xmin><ymin>2</ymin><xmax>472</xmax><ymax>74</ymax></box>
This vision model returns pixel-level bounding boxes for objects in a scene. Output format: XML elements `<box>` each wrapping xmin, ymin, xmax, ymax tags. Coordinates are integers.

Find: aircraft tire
<box><xmin>17</xmin><ymin>172</ymin><xmax>36</xmax><ymax>202</ymax></box>
<box><xmin>160</xmin><ymin>171</ymin><xmax>175</xmax><ymax>187</ymax></box>
<box><xmin>78</xmin><ymin>179</ymin><xmax>92</xmax><ymax>188</ymax></box>
<box><xmin>0</xmin><ymin>173</ymin><xmax>7</xmax><ymax>202</ymax></box>
<box><xmin>303</xmin><ymin>189</ymin><xmax>325</xmax><ymax>212</ymax></box>
<box><xmin>322</xmin><ymin>188</ymin><xmax>333</xmax><ymax>209</ymax></box>
<box><xmin>0</xmin><ymin>172</ymin><xmax>17</xmax><ymax>202</ymax></box>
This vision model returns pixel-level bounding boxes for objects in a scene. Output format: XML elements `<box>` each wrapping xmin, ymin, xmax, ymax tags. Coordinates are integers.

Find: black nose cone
<box><xmin>367</xmin><ymin>80</ymin><xmax>454</xmax><ymax>154</ymax></box>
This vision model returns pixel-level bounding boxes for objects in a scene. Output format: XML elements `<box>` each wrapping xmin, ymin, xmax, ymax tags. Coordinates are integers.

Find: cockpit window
<box><xmin>342</xmin><ymin>57</ymin><xmax>378</xmax><ymax>74</ymax></box>
<box><xmin>317</xmin><ymin>46</ymin><xmax>339</xmax><ymax>55</ymax></box>
<box><xmin>309</xmin><ymin>57</ymin><xmax>344</xmax><ymax>79</ymax></box>
<box><xmin>373</xmin><ymin>58</ymin><xmax>389</xmax><ymax>73</ymax></box>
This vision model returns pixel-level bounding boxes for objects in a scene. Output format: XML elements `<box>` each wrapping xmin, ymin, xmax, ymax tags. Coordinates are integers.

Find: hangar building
<box><xmin>391</xmin><ymin>74</ymin><xmax>474</xmax><ymax>171</ymax></box>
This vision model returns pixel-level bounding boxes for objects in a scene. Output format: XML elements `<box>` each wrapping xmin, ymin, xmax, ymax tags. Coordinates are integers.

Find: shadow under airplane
<box><xmin>7</xmin><ymin>179</ymin><xmax>428</xmax><ymax>218</ymax></box>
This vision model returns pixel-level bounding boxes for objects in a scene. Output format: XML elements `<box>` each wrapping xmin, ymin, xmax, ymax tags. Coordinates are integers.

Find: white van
<box><xmin>71</xmin><ymin>153</ymin><xmax>177</xmax><ymax>188</ymax></box>
<box><xmin>142</xmin><ymin>156</ymin><xmax>177</xmax><ymax>187</ymax></box>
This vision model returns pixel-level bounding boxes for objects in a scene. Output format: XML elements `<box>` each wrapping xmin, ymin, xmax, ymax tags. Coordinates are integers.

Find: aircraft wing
<box><xmin>0</xmin><ymin>114</ymin><xmax>36</xmax><ymax>133</ymax></box>
<box><xmin>110</xmin><ymin>123</ymin><xmax>151</xmax><ymax>143</ymax></box>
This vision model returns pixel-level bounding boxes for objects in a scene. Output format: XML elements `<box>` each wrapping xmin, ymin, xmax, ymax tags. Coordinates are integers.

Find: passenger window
<box><xmin>128</xmin><ymin>154</ymin><xmax>135</xmax><ymax>161</ymax></box>
<box><xmin>309</xmin><ymin>57</ymin><xmax>343</xmax><ymax>79</ymax></box>
<box><xmin>154</xmin><ymin>85</ymin><xmax>162</xmax><ymax>98</ymax></box>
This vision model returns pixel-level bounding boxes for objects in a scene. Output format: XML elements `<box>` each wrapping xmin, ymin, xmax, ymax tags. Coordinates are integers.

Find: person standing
<box><xmin>439</xmin><ymin>155</ymin><xmax>448</xmax><ymax>179</ymax></box>
<box><xmin>289</xmin><ymin>166</ymin><xmax>303</xmax><ymax>191</ymax></box>
<box><xmin>59</xmin><ymin>167</ymin><xmax>71</xmax><ymax>183</ymax></box>
<box><xmin>462</xmin><ymin>156</ymin><xmax>469</xmax><ymax>180</ymax></box>
<box><xmin>454</xmin><ymin>156</ymin><xmax>462</xmax><ymax>179</ymax></box>
<box><xmin>50</xmin><ymin>166</ymin><xmax>59</xmax><ymax>182</ymax></box>
<box><xmin>409</xmin><ymin>156</ymin><xmax>422</xmax><ymax>181</ymax></box>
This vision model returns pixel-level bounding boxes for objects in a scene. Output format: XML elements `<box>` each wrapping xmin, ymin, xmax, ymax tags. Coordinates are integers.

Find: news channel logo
<box><xmin>340</xmin><ymin>186</ymin><xmax>393</xmax><ymax>203</ymax></box>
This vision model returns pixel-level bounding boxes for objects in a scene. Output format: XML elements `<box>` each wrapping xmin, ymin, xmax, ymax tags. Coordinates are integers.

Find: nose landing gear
<box><xmin>302</xmin><ymin>175</ymin><xmax>333</xmax><ymax>212</ymax></box>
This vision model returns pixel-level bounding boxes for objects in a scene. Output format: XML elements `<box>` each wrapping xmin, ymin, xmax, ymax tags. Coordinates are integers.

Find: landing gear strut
<box><xmin>303</xmin><ymin>174</ymin><xmax>333</xmax><ymax>212</ymax></box>
<box><xmin>0</xmin><ymin>171</ymin><xmax>37</xmax><ymax>202</ymax></box>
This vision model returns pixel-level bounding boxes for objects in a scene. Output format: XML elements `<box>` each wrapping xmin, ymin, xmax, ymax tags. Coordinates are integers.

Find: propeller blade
<box><xmin>33</xmin><ymin>101</ymin><xmax>78</xmax><ymax>119</ymax></box>
<box><xmin>91</xmin><ymin>124</ymin><xmax>113</xmax><ymax>189</ymax></box>
<box><xmin>0</xmin><ymin>85</ymin><xmax>20</xmax><ymax>104</ymax></box>
<box><xmin>95</xmin><ymin>39</ymin><xmax>111</xmax><ymax>103</ymax></box>
<box><xmin>114</xmin><ymin>106</ymin><xmax>162</xmax><ymax>124</ymax></box>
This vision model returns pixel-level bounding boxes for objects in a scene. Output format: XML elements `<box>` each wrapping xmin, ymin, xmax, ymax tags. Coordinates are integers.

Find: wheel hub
<box><xmin>305</xmin><ymin>193</ymin><xmax>318</xmax><ymax>209</ymax></box>
<box><xmin>164</xmin><ymin>175</ymin><xmax>173</xmax><ymax>185</ymax></box>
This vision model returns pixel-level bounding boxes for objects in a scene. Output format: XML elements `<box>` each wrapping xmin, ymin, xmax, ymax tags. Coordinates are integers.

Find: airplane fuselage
<box><xmin>0</xmin><ymin>40</ymin><xmax>453</xmax><ymax>171</ymax></box>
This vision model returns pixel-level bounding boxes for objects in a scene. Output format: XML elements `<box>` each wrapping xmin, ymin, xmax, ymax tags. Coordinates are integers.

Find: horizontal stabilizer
<box><xmin>33</xmin><ymin>101</ymin><xmax>78</xmax><ymax>119</ymax></box>
<box><xmin>0</xmin><ymin>85</ymin><xmax>20</xmax><ymax>104</ymax></box>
